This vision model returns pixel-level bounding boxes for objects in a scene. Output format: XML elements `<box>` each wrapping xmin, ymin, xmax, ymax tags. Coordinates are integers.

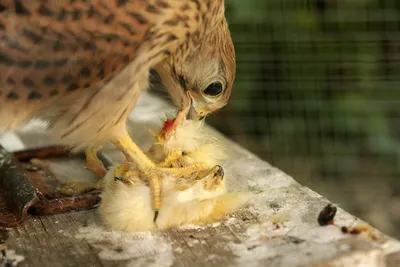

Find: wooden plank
<box><xmin>1</xmin><ymin>210</ymin><xmax>388</xmax><ymax>267</ymax></box>
<box><xmin>5</xmin><ymin>212</ymin><xmax>101</xmax><ymax>267</ymax></box>
<box><xmin>1</xmin><ymin>92</ymin><xmax>400</xmax><ymax>267</ymax></box>
<box><xmin>387</xmin><ymin>251</ymin><xmax>400</xmax><ymax>267</ymax></box>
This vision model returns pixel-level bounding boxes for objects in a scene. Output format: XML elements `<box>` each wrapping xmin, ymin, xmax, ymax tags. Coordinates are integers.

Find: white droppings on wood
<box><xmin>177</xmin><ymin>224</ymin><xmax>207</xmax><ymax>230</ymax></box>
<box><xmin>221</xmin><ymin>145</ymin><xmax>400</xmax><ymax>266</ymax></box>
<box><xmin>228</xmin><ymin>239</ymin><xmax>345</xmax><ymax>267</ymax></box>
<box><xmin>1</xmin><ymin>249</ymin><xmax>25</xmax><ymax>267</ymax></box>
<box><xmin>174</xmin><ymin>247</ymin><xmax>183</xmax><ymax>254</ymax></box>
<box><xmin>75</xmin><ymin>224</ymin><xmax>174</xmax><ymax>267</ymax></box>
<box><xmin>247</xmin><ymin>169</ymin><xmax>295</xmax><ymax>189</ymax></box>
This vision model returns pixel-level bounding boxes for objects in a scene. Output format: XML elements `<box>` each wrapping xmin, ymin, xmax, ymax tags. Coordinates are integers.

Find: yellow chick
<box><xmin>156</xmin><ymin>166</ymin><xmax>250</xmax><ymax>229</ymax></box>
<box><xmin>149</xmin><ymin>118</ymin><xmax>227</xmax><ymax>169</ymax></box>
<box><xmin>98</xmin><ymin>108</ymin><xmax>250</xmax><ymax>233</ymax></box>
<box><xmin>98</xmin><ymin>166</ymin><xmax>156</xmax><ymax>232</ymax></box>
<box><xmin>99</xmin><ymin>164</ymin><xmax>249</xmax><ymax>232</ymax></box>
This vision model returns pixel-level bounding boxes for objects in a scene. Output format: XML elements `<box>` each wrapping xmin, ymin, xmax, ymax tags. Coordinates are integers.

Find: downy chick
<box><xmin>99</xmin><ymin>166</ymin><xmax>156</xmax><ymax>232</ymax></box>
<box><xmin>156</xmin><ymin>165</ymin><xmax>250</xmax><ymax>229</ymax></box>
<box><xmin>99</xmin><ymin>107</ymin><xmax>250</xmax><ymax>232</ymax></box>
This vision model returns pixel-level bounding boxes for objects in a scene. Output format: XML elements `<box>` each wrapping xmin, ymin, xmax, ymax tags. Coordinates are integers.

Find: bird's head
<box><xmin>155</xmin><ymin>17</ymin><xmax>236</xmax><ymax>120</ymax></box>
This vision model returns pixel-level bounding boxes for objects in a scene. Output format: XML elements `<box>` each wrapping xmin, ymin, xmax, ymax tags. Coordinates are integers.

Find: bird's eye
<box><xmin>203</xmin><ymin>82</ymin><xmax>223</xmax><ymax>97</ymax></box>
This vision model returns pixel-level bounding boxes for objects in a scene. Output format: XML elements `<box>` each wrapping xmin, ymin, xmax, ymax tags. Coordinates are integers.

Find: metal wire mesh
<box><xmin>151</xmin><ymin>0</ymin><xmax>400</xmax><ymax>237</ymax></box>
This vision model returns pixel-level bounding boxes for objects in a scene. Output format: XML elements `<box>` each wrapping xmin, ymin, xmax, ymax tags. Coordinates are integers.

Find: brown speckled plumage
<box><xmin>0</xmin><ymin>0</ymin><xmax>234</xmax><ymax>146</ymax></box>
<box><xmin>0</xmin><ymin>0</ymin><xmax>236</xmax><ymax>209</ymax></box>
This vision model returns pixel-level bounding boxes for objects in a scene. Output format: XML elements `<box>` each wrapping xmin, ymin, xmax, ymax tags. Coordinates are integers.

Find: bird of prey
<box><xmin>0</xmin><ymin>0</ymin><xmax>236</xmax><ymax>213</ymax></box>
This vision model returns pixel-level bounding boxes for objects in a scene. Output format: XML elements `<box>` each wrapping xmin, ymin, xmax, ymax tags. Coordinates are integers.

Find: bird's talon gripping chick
<box><xmin>114</xmin><ymin>175</ymin><xmax>135</xmax><ymax>185</ymax></box>
<box><xmin>113</xmin><ymin>161</ymin><xmax>133</xmax><ymax>180</ymax></box>
<box><xmin>99</xmin><ymin>113</ymin><xmax>250</xmax><ymax>233</ymax></box>
<box><xmin>111</xmin><ymin>93</ymin><xmax>206</xmax><ymax>211</ymax></box>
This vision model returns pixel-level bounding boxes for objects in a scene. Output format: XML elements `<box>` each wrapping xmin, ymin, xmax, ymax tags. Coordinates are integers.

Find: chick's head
<box><xmin>150</xmin><ymin>101</ymin><xmax>227</xmax><ymax>167</ymax></box>
<box><xmin>156</xmin><ymin>165</ymin><xmax>250</xmax><ymax>229</ymax></box>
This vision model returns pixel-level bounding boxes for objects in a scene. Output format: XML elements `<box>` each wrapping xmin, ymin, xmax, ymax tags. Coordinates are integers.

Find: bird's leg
<box><xmin>114</xmin><ymin>169</ymin><xmax>140</xmax><ymax>184</ymax></box>
<box><xmin>58</xmin><ymin>178</ymin><xmax>104</xmax><ymax>196</ymax></box>
<box><xmin>111</xmin><ymin>134</ymin><xmax>209</xmax><ymax>212</ymax></box>
<box><xmin>59</xmin><ymin>146</ymin><xmax>107</xmax><ymax>196</ymax></box>
<box><xmin>111</xmin><ymin>92</ymin><xmax>213</xmax><ymax>212</ymax></box>
<box><xmin>85</xmin><ymin>146</ymin><xmax>107</xmax><ymax>177</ymax></box>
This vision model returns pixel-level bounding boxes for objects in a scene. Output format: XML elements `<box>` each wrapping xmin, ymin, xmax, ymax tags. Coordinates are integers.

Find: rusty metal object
<box><xmin>0</xmin><ymin>145</ymin><xmax>111</xmax><ymax>228</ymax></box>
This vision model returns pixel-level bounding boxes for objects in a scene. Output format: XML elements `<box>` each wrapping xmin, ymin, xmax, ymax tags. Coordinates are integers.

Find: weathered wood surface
<box><xmin>1</xmin><ymin>92</ymin><xmax>400</xmax><ymax>267</ymax></box>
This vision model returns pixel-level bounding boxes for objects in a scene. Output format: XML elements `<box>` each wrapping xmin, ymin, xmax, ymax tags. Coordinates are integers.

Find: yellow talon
<box><xmin>114</xmin><ymin>161</ymin><xmax>133</xmax><ymax>179</ymax></box>
<box><xmin>111</xmin><ymin>133</ymin><xmax>211</xmax><ymax>212</ymax></box>
<box><xmin>110</xmin><ymin>94</ymin><xmax>211</xmax><ymax>212</ymax></box>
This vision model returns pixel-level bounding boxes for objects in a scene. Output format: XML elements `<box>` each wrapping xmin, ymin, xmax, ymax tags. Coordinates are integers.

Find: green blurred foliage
<box><xmin>210</xmin><ymin>0</ymin><xmax>400</xmax><ymax>236</ymax></box>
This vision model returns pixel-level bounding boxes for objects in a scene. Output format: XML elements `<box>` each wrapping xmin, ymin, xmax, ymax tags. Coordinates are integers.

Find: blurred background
<box><xmin>151</xmin><ymin>0</ymin><xmax>400</xmax><ymax>238</ymax></box>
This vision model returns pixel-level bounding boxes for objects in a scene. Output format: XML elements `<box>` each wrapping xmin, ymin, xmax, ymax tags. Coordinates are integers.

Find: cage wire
<box><xmin>149</xmin><ymin>0</ymin><xmax>400</xmax><ymax>238</ymax></box>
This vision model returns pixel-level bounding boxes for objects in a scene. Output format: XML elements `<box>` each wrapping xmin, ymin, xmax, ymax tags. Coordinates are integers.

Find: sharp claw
<box><xmin>215</xmin><ymin>165</ymin><xmax>224</xmax><ymax>178</ymax></box>
<box><xmin>154</xmin><ymin>210</ymin><xmax>159</xmax><ymax>222</ymax></box>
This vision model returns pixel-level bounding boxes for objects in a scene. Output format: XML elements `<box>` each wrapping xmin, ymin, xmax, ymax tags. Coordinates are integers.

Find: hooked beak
<box><xmin>187</xmin><ymin>93</ymin><xmax>206</xmax><ymax>121</ymax></box>
<box><xmin>188</xmin><ymin>106</ymin><xmax>199</xmax><ymax>120</ymax></box>
<box><xmin>187</xmin><ymin>92</ymin><xmax>198</xmax><ymax>120</ymax></box>
<box><xmin>189</xmin><ymin>109</ymin><xmax>206</xmax><ymax>121</ymax></box>
<box><xmin>189</xmin><ymin>110</ymin><xmax>206</xmax><ymax>121</ymax></box>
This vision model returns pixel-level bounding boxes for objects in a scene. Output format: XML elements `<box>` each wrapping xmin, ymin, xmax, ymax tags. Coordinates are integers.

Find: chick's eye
<box><xmin>203</xmin><ymin>82</ymin><xmax>223</xmax><ymax>96</ymax></box>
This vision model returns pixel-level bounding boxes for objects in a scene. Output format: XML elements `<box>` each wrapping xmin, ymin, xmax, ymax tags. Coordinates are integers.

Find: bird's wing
<box><xmin>0</xmin><ymin>0</ymin><xmax>150</xmax><ymax>102</ymax></box>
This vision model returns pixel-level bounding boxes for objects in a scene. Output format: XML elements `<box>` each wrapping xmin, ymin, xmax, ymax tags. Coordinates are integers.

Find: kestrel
<box><xmin>0</xmin><ymin>0</ymin><xmax>236</xmax><ymax>213</ymax></box>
